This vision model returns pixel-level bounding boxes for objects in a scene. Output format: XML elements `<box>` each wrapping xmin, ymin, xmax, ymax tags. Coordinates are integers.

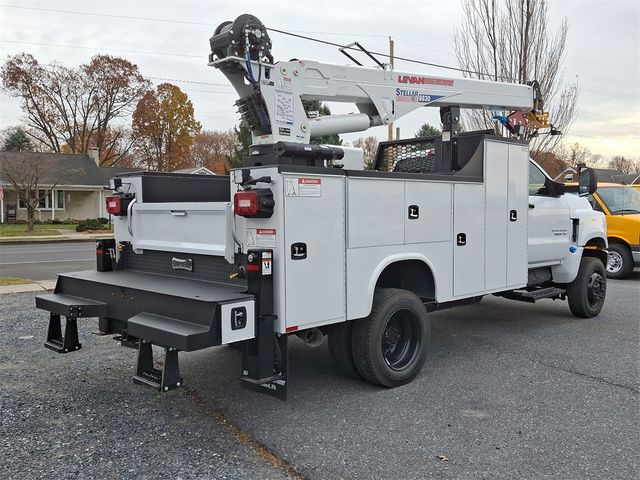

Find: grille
<box><xmin>375</xmin><ymin>138</ymin><xmax>437</xmax><ymax>172</ymax></box>
<box><xmin>121</xmin><ymin>246</ymin><xmax>246</xmax><ymax>287</ymax></box>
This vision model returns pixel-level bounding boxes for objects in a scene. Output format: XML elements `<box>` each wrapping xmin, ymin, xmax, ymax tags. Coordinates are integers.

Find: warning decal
<box><xmin>285</xmin><ymin>177</ymin><xmax>322</xmax><ymax>197</ymax></box>
<box><xmin>261</xmin><ymin>251</ymin><xmax>272</xmax><ymax>276</ymax></box>
<box><xmin>246</xmin><ymin>228</ymin><xmax>277</xmax><ymax>248</ymax></box>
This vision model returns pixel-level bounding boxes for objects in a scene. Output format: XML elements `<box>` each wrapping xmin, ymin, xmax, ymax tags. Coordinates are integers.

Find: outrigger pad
<box><xmin>132</xmin><ymin>340</ymin><xmax>183</xmax><ymax>392</ymax></box>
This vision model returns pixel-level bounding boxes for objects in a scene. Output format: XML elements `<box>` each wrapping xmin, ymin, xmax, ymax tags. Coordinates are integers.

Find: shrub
<box><xmin>75</xmin><ymin>218</ymin><xmax>108</xmax><ymax>232</ymax></box>
<box><xmin>97</xmin><ymin>217</ymin><xmax>109</xmax><ymax>225</ymax></box>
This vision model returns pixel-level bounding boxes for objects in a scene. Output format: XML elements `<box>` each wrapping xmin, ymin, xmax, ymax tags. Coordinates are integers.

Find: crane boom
<box><xmin>208</xmin><ymin>14</ymin><xmax>547</xmax><ymax>145</ymax></box>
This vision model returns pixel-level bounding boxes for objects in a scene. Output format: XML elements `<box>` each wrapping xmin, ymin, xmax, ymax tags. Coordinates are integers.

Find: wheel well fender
<box><xmin>582</xmin><ymin>234</ymin><xmax>607</xmax><ymax>249</ymax></box>
<box><xmin>370</xmin><ymin>255</ymin><xmax>436</xmax><ymax>305</ymax></box>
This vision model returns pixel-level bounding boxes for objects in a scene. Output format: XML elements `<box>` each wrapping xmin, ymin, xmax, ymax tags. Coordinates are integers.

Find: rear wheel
<box><xmin>567</xmin><ymin>257</ymin><xmax>607</xmax><ymax>318</ymax></box>
<box><xmin>351</xmin><ymin>288</ymin><xmax>429</xmax><ymax>387</ymax></box>
<box><xmin>327</xmin><ymin>322</ymin><xmax>361</xmax><ymax>379</ymax></box>
<box><xmin>606</xmin><ymin>243</ymin><xmax>634</xmax><ymax>279</ymax></box>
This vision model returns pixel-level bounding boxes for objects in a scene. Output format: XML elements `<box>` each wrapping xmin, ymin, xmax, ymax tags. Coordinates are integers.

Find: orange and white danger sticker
<box><xmin>246</xmin><ymin>228</ymin><xmax>277</xmax><ymax>248</ymax></box>
<box><xmin>285</xmin><ymin>177</ymin><xmax>322</xmax><ymax>197</ymax></box>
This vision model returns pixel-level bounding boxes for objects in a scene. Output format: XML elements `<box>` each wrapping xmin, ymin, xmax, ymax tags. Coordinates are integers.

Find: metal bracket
<box><xmin>132</xmin><ymin>341</ymin><xmax>183</xmax><ymax>392</ymax></box>
<box><xmin>44</xmin><ymin>313</ymin><xmax>82</xmax><ymax>354</ymax></box>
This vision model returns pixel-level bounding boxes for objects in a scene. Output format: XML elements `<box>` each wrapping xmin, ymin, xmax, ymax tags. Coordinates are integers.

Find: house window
<box><xmin>18</xmin><ymin>189</ymin><xmax>65</xmax><ymax>209</ymax></box>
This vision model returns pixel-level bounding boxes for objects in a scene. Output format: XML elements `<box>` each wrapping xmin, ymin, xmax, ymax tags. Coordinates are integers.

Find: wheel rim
<box><xmin>587</xmin><ymin>270</ymin><xmax>606</xmax><ymax>307</ymax></box>
<box><xmin>381</xmin><ymin>309</ymin><xmax>421</xmax><ymax>371</ymax></box>
<box><xmin>606</xmin><ymin>251</ymin><xmax>623</xmax><ymax>274</ymax></box>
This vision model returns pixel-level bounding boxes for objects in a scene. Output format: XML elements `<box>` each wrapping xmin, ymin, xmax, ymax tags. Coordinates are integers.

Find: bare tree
<box><xmin>0</xmin><ymin>155</ymin><xmax>67</xmax><ymax>231</ymax></box>
<box><xmin>352</xmin><ymin>136</ymin><xmax>379</xmax><ymax>169</ymax></box>
<box><xmin>454</xmin><ymin>0</ymin><xmax>578</xmax><ymax>154</ymax></box>
<box><xmin>1</xmin><ymin>53</ymin><xmax>149</xmax><ymax>166</ymax></box>
<box><xmin>608</xmin><ymin>155</ymin><xmax>640</xmax><ymax>175</ymax></box>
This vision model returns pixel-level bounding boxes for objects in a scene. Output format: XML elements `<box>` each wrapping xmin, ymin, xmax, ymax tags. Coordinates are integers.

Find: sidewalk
<box><xmin>0</xmin><ymin>280</ymin><xmax>56</xmax><ymax>294</ymax></box>
<box><xmin>0</xmin><ymin>231</ymin><xmax>113</xmax><ymax>244</ymax></box>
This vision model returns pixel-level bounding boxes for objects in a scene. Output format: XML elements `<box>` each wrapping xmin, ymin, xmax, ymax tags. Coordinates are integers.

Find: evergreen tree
<box><xmin>3</xmin><ymin>127</ymin><xmax>33</xmax><ymax>151</ymax></box>
<box><xmin>414</xmin><ymin>123</ymin><xmax>441</xmax><ymax>138</ymax></box>
<box><xmin>227</xmin><ymin>124</ymin><xmax>253</xmax><ymax>169</ymax></box>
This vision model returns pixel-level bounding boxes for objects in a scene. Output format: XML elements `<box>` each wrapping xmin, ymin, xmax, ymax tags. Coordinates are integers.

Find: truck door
<box><xmin>527</xmin><ymin>161</ymin><xmax>571</xmax><ymax>266</ymax></box>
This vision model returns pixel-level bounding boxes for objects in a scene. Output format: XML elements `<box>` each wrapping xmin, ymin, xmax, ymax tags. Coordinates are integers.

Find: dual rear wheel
<box><xmin>328</xmin><ymin>288</ymin><xmax>430</xmax><ymax>388</ymax></box>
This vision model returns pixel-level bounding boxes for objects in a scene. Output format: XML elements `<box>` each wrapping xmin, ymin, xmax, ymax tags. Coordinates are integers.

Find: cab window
<box><xmin>528</xmin><ymin>162</ymin><xmax>547</xmax><ymax>195</ymax></box>
<box><xmin>587</xmin><ymin>194</ymin><xmax>604</xmax><ymax>213</ymax></box>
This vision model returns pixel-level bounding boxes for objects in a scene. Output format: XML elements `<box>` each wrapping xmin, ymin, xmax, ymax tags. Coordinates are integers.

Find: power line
<box><xmin>580</xmin><ymin>88</ymin><xmax>640</xmax><ymax>104</ymax></box>
<box><xmin>0</xmin><ymin>3</ymin><xmax>211</xmax><ymax>26</ymax></box>
<box><xmin>0</xmin><ymin>2</ymin><xmax>498</xmax><ymax>78</ymax></box>
<box><xmin>266</xmin><ymin>27</ymin><xmax>516</xmax><ymax>79</ymax></box>
<box><xmin>0</xmin><ymin>39</ymin><xmax>203</xmax><ymax>59</ymax></box>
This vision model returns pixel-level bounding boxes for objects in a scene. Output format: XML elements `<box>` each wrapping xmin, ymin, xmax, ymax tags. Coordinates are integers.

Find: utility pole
<box><xmin>387</xmin><ymin>37</ymin><xmax>394</xmax><ymax>141</ymax></box>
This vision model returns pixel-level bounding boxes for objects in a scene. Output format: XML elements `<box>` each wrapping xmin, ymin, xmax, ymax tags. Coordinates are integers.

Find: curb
<box><xmin>0</xmin><ymin>236</ymin><xmax>112</xmax><ymax>246</ymax></box>
<box><xmin>0</xmin><ymin>281</ymin><xmax>56</xmax><ymax>295</ymax></box>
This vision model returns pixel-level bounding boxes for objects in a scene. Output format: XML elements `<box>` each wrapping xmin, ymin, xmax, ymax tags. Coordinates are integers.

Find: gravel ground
<box><xmin>1</xmin><ymin>275</ymin><xmax>638</xmax><ymax>479</ymax></box>
<box><xmin>0</xmin><ymin>293</ymin><xmax>292</xmax><ymax>480</ymax></box>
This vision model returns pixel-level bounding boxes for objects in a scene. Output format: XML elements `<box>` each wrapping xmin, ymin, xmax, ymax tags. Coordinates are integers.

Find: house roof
<box><xmin>554</xmin><ymin>166</ymin><xmax>639</xmax><ymax>184</ymax></box>
<box><xmin>172</xmin><ymin>166</ymin><xmax>216</xmax><ymax>175</ymax></box>
<box><xmin>0</xmin><ymin>151</ymin><xmax>142</xmax><ymax>187</ymax></box>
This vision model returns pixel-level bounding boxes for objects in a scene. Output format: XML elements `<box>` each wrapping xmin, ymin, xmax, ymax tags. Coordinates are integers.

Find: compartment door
<box><xmin>284</xmin><ymin>176</ymin><xmax>346</xmax><ymax>328</ymax></box>
<box><xmin>507</xmin><ymin>145</ymin><xmax>529</xmax><ymax>287</ymax></box>
<box><xmin>484</xmin><ymin>142</ymin><xmax>509</xmax><ymax>290</ymax></box>
<box><xmin>453</xmin><ymin>183</ymin><xmax>485</xmax><ymax>296</ymax></box>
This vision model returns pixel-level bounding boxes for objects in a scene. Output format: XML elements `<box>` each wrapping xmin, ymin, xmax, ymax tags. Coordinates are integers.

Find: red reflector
<box><xmin>285</xmin><ymin>326</ymin><xmax>299</xmax><ymax>333</ymax></box>
<box><xmin>105</xmin><ymin>195</ymin><xmax>122</xmax><ymax>215</ymax></box>
<box><xmin>234</xmin><ymin>190</ymin><xmax>259</xmax><ymax>216</ymax></box>
<box><xmin>246</xmin><ymin>264</ymin><xmax>260</xmax><ymax>271</ymax></box>
<box><xmin>96</xmin><ymin>249</ymin><xmax>104</xmax><ymax>255</ymax></box>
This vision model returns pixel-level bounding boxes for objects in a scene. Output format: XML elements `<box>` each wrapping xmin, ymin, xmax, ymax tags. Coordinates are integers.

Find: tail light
<box><xmin>106</xmin><ymin>193</ymin><xmax>134</xmax><ymax>216</ymax></box>
<box><xmin>234</xmin><ymin>188</ymin><xmax>274</xmax><ymax>218</ymax></box>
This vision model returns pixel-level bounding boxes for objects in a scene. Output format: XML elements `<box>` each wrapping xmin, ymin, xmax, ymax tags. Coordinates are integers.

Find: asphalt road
<box><xmin>0</xmin><ymin>242</ymin><xmax>94</xmax><ymax>280</ymax></box>
<box><xmin>1</xmin><ymin>276</ymin><xmax>638</xmax><ymax>479</ymax></box>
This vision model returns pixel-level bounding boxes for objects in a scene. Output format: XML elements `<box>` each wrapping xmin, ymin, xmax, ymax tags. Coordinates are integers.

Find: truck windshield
<box><xmin>597</xmin><ymin>187</ymin><xmax>640</xmax><ymax>215</ymax></box>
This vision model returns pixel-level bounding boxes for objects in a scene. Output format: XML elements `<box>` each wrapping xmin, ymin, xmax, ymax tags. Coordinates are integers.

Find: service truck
<box><xmin>35</xmin><ymin>14</ymin><xmax>608</xmax><ymax>399</ymax></box>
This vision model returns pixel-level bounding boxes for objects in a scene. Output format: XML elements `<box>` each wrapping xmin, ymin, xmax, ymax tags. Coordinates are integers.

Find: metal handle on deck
<box><xmin>127</xmin><ymin>197</ymin><xmax>137</xmax><ymax>236</ymax></box>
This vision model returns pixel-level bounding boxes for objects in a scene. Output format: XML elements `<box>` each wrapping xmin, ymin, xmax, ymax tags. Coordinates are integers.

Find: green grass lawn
<box><xmin>0</xmin><ymin>277</ymin><xmax>33</xmax><ymax>285</ymax></box>
<box><xmin>0</xmin><ymin>223</ymin><xmax>77</xmax><ymax>237</ymax></box>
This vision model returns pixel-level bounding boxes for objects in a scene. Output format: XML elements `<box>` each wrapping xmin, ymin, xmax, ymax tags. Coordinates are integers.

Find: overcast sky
<box><xmin>0</xmin><ymin>0</ymin><xmax>638</xmax><ymax>159</ymax></box>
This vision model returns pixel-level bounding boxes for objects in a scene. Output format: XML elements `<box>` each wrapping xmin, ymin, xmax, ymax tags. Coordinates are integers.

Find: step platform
<box><xmin>498</xmin><ymin>286</ymin><xmax>566</xmax><ymax>303</ymax></box>
<box><xmin>36</xmin><ymin>293</ymin><xmax>107</xmax><ymax>353</ymax></box>
<box><xmin>35</xmin><ymin>269</ymin><xmax>255</xmax><ymax>390</ymax></box>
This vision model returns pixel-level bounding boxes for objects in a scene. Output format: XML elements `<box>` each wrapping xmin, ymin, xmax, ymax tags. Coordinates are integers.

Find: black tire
<box><xmin>393</xmin><ymin>157</ymin><xmax>433</xmax><ymax>173</ymax></box>
<box><xmin>567</xmin><ymin>257</ymin><xmax>607</xmax><ymax>318</ymax></box>
<box><xmin>351</xmin><ymin>288</ymin><xmax>429</xmax><ymax>387</ymax></box>
<box><xmin>605</xmin><ymin>243</ymin><xmax>634</xmax><ymax>279</ymax></box>
<box><xmin>327</xmin><ymin>322</ymin><xmax>361</xmax><ymax>379</ymax></box>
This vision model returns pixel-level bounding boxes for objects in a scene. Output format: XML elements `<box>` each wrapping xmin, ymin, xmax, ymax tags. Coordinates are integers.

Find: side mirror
<box><xmin>578</xmin><ymin>164</ymin><xmax>597</xmax><ymax>197</ymax></box>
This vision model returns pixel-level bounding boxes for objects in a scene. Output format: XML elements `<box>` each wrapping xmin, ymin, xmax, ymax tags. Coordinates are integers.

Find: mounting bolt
<box><xmin>300</xmin><ymin>123</ymin><xmax>308</xmax><ymax>132</ymax></box>
<box><xmin>280</xmin><ymin>66</ymin><xmax>288</xmax><ymax>75</ymax></box>
<box><xmin>176</xmin><ymin>382</ymin><xmax>181</xmax><ymax>387</ymax></box>
<box><xmin>164</xmin><ymin>386</ymin><xmax>169</xmax><ymax>392</ymax></box>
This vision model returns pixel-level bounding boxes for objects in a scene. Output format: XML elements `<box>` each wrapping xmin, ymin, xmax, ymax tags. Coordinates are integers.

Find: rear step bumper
<box><xmin>35</xmin><ymin>269</ymin><xmax>254</xmax><ymax>350</ymax></box>
<box><xmin>34</xmin><ymin>269</ymin><xmax>256</xmax><ymax>390</ymax></box>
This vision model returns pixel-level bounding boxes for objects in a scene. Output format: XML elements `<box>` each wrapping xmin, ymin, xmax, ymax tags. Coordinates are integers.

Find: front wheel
<box><xmin>351</xmin><ymin>288</ymin><xmax>429</xmax><ymax>387</ymax></box>
<box><xmin>567</xmin><ymin>257</ymin><xmax>607</xmax><ymax>318</ymax></box>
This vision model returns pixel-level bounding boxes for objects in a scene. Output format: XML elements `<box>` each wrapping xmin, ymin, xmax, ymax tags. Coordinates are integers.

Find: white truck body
<box><xmin>33</xmin><ymin>13</ymin><xmax>608</xmax><ymax>398</ymax></box>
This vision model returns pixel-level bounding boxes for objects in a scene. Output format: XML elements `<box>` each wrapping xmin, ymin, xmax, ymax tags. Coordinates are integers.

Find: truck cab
<box><xmin>584</xmin><ymin>183</ymin><xmax>640</xmax><ymax>278</ymax></box>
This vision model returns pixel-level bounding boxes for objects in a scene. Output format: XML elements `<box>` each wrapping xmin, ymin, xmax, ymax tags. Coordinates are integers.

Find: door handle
<box><xmin>127</xmin><ymin>197</ymin><xmax>137</xmax><ymax>236</ymax></box>
<box><xmin>528</xmin><ymin>203</ymin><xmax>535</xmax><ymax>209</ymax></box>
<box><xmin>510</xmin><ymin>210</ymin><xmax>518</xmax><ymax>221</ymax></box>
<box><xmin>408</xmin><ymin>205</ymin><xmax>419</xmax><ymax>219</ymax></box>
<box><xmin>170</xmin><ymin>210</ymin><xmax>188</xmax><ymax>216</ymax></box>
